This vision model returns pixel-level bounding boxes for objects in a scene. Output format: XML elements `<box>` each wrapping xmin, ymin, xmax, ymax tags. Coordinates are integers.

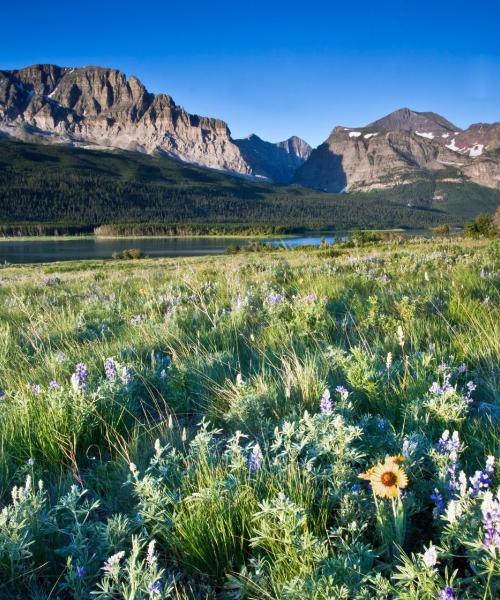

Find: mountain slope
<box><xmin>234</xmin><ymin>134</ymin><xmax>311</xmax><ymax>183</ymax></box>
<box><xmin>295</xmin><ymin>108</ymin><xmax>500</xmax><ymax>192</ymax></box>
<box><xmin>1</xmin><ymin>138</ymin><xmax>499</xmax><ymax>234</ymax></box>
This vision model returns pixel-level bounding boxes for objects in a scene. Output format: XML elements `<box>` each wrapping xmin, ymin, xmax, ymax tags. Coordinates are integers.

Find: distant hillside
<box><xmin>0</xmin><ymin>138</ymin><xmax>499</xmax><ymax>234</ymax></box>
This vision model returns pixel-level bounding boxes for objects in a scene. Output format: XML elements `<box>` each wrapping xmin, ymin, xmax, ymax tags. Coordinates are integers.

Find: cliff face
<box><xmin>234</xmin><ymin>134</ymin><xmax>311</xmax><ymax>183</ymax></box>
<box><xmin>0</xmin><ymin>64</ymin><xmax>252</xmax><ymax>174</ymax></box>
<box><xmin>295</xmin><ymin>109</ymin><xmax>500</xmax><ymax>192</ymax></box>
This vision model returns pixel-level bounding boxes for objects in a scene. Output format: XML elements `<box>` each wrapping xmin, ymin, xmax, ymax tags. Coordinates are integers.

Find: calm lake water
<box><xmin>0</xmin><ymin>234</ymin><xmax>351</xmax><ymax>264</ymax></box>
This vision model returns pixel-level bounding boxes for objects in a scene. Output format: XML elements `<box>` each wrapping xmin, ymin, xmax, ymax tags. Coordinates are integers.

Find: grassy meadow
<box><xmin>0</xmin><ymin>237</ymin><xmax>498</xmax><ymax>598</ymax></box>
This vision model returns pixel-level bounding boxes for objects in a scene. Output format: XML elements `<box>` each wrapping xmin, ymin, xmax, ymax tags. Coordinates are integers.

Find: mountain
<box><xmin>295</xmin><ymin>108</ymin><xmax>500</xmax><ymax>192</ymax></box>
<box><xmin>1</xmin><ymin>65</ymin><xmax>499</xmax><ymax>200</ymax></box>
<box><xmin>234</xmin><ymin>134</ymin><xmax>311</xmax><ymax>183</ymax></box>
<box><xmin>0</xmin><ymin>64</ymin><xmax>308</xmax><ymax>182</ymax></box>
<box><xmin>367</xmin><ymin>107</ymin><xmax>459</xmax><ymax>137</ymax></box>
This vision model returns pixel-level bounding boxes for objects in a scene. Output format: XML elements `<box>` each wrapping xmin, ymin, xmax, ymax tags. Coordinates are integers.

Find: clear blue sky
<box><xmin>3</xmin><ymin>0</ymin><xmax>499</xmax><ymax>147</ymax></box>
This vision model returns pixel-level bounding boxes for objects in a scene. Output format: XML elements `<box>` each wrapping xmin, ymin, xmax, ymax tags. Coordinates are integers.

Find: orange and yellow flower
<box><xmin>359</xmin><ymin>457</ymin><xmax>409</xmax><ymax>498</ymax></box>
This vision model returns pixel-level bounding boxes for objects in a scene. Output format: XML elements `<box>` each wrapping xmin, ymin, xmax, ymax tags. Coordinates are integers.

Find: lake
<box><xmin>0</xmin><ymin>234</ymin><xmax>351</xmax><ymax>264</ymax></box>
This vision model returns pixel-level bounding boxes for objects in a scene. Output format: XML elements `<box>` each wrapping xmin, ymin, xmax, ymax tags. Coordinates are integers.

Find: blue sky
<box><xmin>3</xmin><ymin>0</ymin><xmax>499</xmax><ymax>147</ymax></box>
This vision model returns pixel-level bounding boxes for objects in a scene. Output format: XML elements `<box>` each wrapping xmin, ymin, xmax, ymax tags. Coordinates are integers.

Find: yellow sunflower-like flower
<box><xmin>359</xmin><ymin>459</ymin><xmax>409</xmax><ymax>498</ymax></box>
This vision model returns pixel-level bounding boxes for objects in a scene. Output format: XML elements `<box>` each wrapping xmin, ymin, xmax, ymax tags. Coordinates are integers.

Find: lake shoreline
<box><xmin>0</xmin><ymin>228</ymin><xmax>412</xmax><ymax>243</ymax></box>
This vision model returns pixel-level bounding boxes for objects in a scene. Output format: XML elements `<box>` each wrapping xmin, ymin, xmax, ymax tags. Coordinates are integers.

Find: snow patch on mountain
<box><xmin>415</xmin><ymin>131</ymin><xmax>434</xmax><ymax>139</ymax></box>
<box><xmin>469</xmin><ymin>144</ymin><xmax>484</xmax><ymax>157</ymax></box>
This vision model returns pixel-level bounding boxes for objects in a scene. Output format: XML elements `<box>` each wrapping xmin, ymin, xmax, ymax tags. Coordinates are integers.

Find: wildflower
<box><xmin>351</xmin><ymin>483</ymin><xmax>362</xmax><ymax>493</ymax></box>
<box><xmin>29</xmin><ymin>383</ymin><xmax>41</xmax><ymax>394</ymax></box>
<box><xmin>481</xmin><ymin>492</ymin><xmax>500</xmax><ymax>550</ymax></box>
<box><xmin>119</xmin><ymin>366</ymin><xmax>132</xmax><ymax>385</ymax></box>
<box><xmin>386</xmin><ymin>352</ymin><xmax>393</xmax><ymax>371</ymax></box>
<box><xmin>102</xmin><ymin>551</ymin><xmax>125</xmax><ymax>573</ymax></box>
<box><xmin>104</xmin><ymin>357</ymin><xmax>117</xmax><ymax>381</ymax></box>
<box><xmin>0</xmin><ymin>389</ymin><xmax>4</xmax><ymax>398</ymax></box>
<box><xmin>422</xmin><ymin>544</ymin><xmax>438</xmax><ymax>568</ymax></box>
<box><xmin>335</xmin><ymin>385</ymin><xmax>349</xmax><ymax>401</ymax></box>
<box><xmin>431</xmin><ymin>489</ymin><xmax>445</xmax><ymax>517</ymax></box>
<box><xmin>465</xmin><ymin>380</ymin><xmax>476</xmax><ymax>404</ymax></box>
<box><xmin>396</xmin><ymin>325</ymin><xmax>405</xmax><ymax>348</ymax></box>
<box><xmin>56</xmin><ymin>351</ymin><xmax>65</xmax><ymax>363</ymax></box>
<box><xmin>437</xmin><ymin>430</ymin><xmax>460</xmax><ymax>454</ymax></box>
<box><xmin>320</xmin><ymin>388</ymin><xmax>333</xmax><ymax>414</ymax></box>
<box><xmin>236</xmin><ymin>373</ymin><xmax>244</xmax><ymax>386</ymax></box>
<box><xmin>71</xmin><ymin>363</ymin><xmax>88</xmax><ymax>392</ymax></box>
<box><xmin>27</xmin><ymin>458</ymin><xmax>35</xmax><ymax>466</ymax></box>
<box><xmin>359</xmin><ymin>458</ymin><xmax>409</xmax><ymax>498</ymax></box>
<box><xmin>49</xmin><ymin>380</ymin><xmax>62</xmax><ymax>389</ymax></box>
<box><xmin>469</xmin><ymin>456</ymin><xmax>495</xmax><ymax>498</ymax></box>
<box><xmin>402</xmin><ymin>438</ymin><xmax>418</xmax><ymax>459</ymax></box>
<box><xmin>445</xmin><ymin>499</ymin><xmax>464</xmax><ymax>525</ymax></box>
<box><xmin>457</xmin><ymin>363</ymin><xmax>467</xmax><ymax>373</ymax></box>
<box><xmin>148</xmin><ymin>581</ymin><xmax>162</xmax><ymax>595</ymax></box>
<box><xmin>75</xmin><ymin>566</ymin><xmax>87</xmax><ymax>578</ymax></box>
<box><xmin>437</xmin><ymin>586</ymin><xmax>457</xmax><ymax>600</ymax></box>
<box><xmin>146</xmin><ymin>540</ymin><xmax>157</xmax><ymax>566</ymax></box>
<box><xmin>266</xmin><ymin>292</ymin><xmax>285</xmax><ymax>305</ymax></box>
<box><xmin>429</xmin><ymin>381</ymin><xmax>443</xmax><ymax>395</ymax></box>
<box><xmin>248</xmin><ymin>443</ymin><xmax>263</xmax><ymax>473</ymax></box>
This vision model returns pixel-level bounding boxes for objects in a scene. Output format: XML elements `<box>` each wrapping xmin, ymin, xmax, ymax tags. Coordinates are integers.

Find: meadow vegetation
<box><xmin>0</xmin><ymin>236</ymin><xmax>498</xmax><ymax>598</ymax></box>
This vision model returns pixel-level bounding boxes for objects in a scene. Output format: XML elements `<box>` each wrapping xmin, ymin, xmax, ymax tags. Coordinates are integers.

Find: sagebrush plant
<box><xmin>0</xmin><ymin>236</ymin><xmax>498</xmax><ymax>598</ymax></box>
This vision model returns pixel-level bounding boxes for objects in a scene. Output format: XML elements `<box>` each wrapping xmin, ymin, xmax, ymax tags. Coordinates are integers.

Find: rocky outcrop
<box><xmin>295</xmin><ymin>109</ymin><xmax>500</xmax><ymax>192</ymax></box>
<box><xmin>234</xmin><ymin>134</ymin><xmax>311</xmax><ymax>183</ymax></box>
<box><xmin>0</xmin><ymin>64</ymin><xmax>254</xmax><ymax>174</ymax></box>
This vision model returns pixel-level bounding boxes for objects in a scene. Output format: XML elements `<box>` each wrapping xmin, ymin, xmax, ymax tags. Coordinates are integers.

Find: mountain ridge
<box><xmin>0</xmin><ymin>63</ymin><xmax>309</xmax><ymax>183</ymax></box>
<box><xmin>0</xmin><ymin>63</ymin><xmax>499</xmax><ymax>195</ymax></box>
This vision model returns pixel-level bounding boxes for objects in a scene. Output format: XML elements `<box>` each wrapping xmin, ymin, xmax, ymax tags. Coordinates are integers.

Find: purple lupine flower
<box><xmin>71</xmin><ymin>363</ymin><xmax>88</xmax><ymax>392</ymax></box>
<box><xmin>266</xmin><ymin>292</ymin><xmax>285</xmax><ymax>305</ymax></box>
<box><xmin>438</xmin><ymin>430</ymin><xmax>461</xmax><ymax>454</ymax></box>
<box><xmin>30</xmin><ymin>383</ymin><xmax>41</xmax><ymax>394</ymax></box>
<box><xmin>148</xmin><ymin>581</ymin><xmax>162</xmax><ymax>594</ymax></box>
<box><xmin>469</xmin><ymin>456</ymin><xmax>495</xmax><ymax>498</ymax></box>
<box><xmin>248</xmin><ymin>443</ymin><xmax>263</xmax><ymax>473</ymax></box>
<box><xmin>27</xmin><ymin>458</ymin><xmax>35</xmax><ymax>466</ymax></box>
<box><xmin>104</xmin><ymin>358</ymin><xmax>117</xmax><ymax>381</ymax></box>
<box><xmin>351</xmin><ymin>483</ymin><xmax>362</xmax><ymax>493</ymax></box>
<box><xmin>0</xmin><ymin>389</ymin><xmax>5</xmax><ymax>398</ymax></box>
<box><xmin>431</xmin><ymin>489</ymin><xmax>445</xmax><ymax>518</ymax></box>
<box><xmin>75</xmin><ymin>566</ymin><xmax>87</xmax><ymax>578</ymax></box>
<box><xmin>437</xmin><ymin>586</ymin><xmax>457</xmax><ymax>600</ymax></box>
<box><xmin>481</xmin><ymin>494</ymin><xmax>500</xmax><ymax>550</ymax></box>
<box><xmin>49</xmin><ymin>380</ymin><xmax>62</xmax><ymax>390</ymax></box>
<box><xmin>320</xmin><ymin>389</ymin><xmax>333</xmax><ymax>415</ymax></box>
<box><xmin>377</xmin><ymin>419</ymin><xmax>387</xmax><ymax>430</ymax></box>
<box><xmin>429</xmin><ymin>382</ymin><xmax>442</xmax><ymax>395</ymax></box>
<box><xmin>102</xmin><ymin>551</ymin><xmax>125</xmax><ymax>573</ymax></box>
<box><xmin>457</xmin><ymin>363</ymin><xmax>467</xmax><ymax>374</ymax></box>
<box><xmin>335</xmin><ymin>385</ymin><xmax>349</xmax><ymax>401</ymax></box>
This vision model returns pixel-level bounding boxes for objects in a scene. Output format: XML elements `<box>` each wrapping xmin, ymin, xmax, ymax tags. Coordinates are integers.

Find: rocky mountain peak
<box><xmin>234</xmin><ymin>134</ymin><xmax>311</xmax><ymax>183</ymax></box>
<box><xmin>367</xmin><ymin>107</ymin><xmax>459</xmax><ymax>137</ymax></box>
<box><xmin>0</xmin><ymin>63</ymin><xmax>251</xmax><ymax>174</ymax></box>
